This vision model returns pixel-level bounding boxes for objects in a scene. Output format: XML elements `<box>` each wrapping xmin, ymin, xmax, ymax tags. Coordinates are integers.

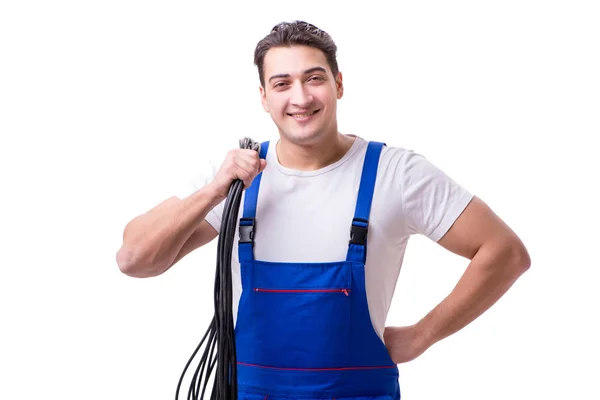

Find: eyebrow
<box><xmin>268</xmin><ymin>67</ymin><xmax>327</xmax><ymax>83</ymax></box>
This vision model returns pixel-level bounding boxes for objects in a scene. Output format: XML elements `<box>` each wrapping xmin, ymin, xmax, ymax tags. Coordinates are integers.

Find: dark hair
<box><xmin>254</xmin><ymin>20</ymin><xmax>339</xmax><ymax>88</ymax></box>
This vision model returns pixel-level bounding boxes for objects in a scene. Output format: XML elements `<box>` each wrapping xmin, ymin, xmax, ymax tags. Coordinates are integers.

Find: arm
<box><xmin>385</xmin><ymin>196</ymin><xmax>531</xmax><ymax>363</ymax></box>
<box><xmin>116</xmin><ymin>148</ymin><xmax>267</xmax><ymax>278</ymax></box>
<box><xmin>116</xmin><ymin>186</ymin><xmax>222</xmax><ymax>278</ymax></box>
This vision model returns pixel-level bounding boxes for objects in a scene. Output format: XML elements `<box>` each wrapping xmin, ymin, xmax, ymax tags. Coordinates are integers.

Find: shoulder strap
<box><xmin>346</xmin><ymin>141</ymin><xmax>385</xmax><ymax>263</ymax></box>
<box><xmin>238</xmin><ymin>141</ymin><xmax>269</xmax><ymax>263</ymax></box>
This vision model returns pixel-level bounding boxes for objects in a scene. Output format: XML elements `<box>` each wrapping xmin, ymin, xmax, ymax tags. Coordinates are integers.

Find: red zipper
<box><xmin>254</xmin><ymin>288</ymin><xmax>350</xmax><ymax>296</ymax></box>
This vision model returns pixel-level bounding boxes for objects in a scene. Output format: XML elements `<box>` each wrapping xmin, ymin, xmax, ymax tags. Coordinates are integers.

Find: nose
<box><xmin>290</xmin><ymin>82</ymin><xmax>313</xmax><ymax>108</ymax></box>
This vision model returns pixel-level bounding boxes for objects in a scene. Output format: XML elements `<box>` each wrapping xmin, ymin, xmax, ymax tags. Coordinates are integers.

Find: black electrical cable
<box><xmin>176</xmin><ymin>137</ymin><xmax>261</xmax><ymax>400</ymax></box>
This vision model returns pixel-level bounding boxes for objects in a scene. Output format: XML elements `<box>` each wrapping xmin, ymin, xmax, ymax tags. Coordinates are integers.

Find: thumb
<box><xmin>258</xmin><ymin>159</ymin><xmax>267</xmax><ymax>172</ymax></box>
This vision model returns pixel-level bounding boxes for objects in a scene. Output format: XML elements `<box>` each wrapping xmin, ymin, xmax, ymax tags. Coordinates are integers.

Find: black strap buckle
<box><xmin>239</xmin><ymin>218</ymin><xmax>255</xmax><ymax>244</ymax></box>
<box><xmin>349</xmin><ymin>218</ymin><xmax>369</xmax><ymax>246</ymax></box>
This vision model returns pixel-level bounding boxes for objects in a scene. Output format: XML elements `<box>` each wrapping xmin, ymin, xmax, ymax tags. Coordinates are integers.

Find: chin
<box><xmin>281</xmin><ymin>128</ymin><xmax>325</xmax><ymax>145</ymax></box>
<box><xmin>283</xmin><ymin>123</ymin><xmax>332</xmax><ymax>144</ymax></box>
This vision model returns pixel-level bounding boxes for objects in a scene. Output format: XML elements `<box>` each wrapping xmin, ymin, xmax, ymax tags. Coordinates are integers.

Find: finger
<box><xmin>238</xmin><ymin>151</ymin><xmax>261</xmax><ymax>170</ymax></box>
<box><xmin>240</xmin><ymin>148</ymin><xmax>260</xmax><ymax>157</ymax></box>
<box><xmin>239</xmin><ymin>167</ymin><xmax>254</xmax><ymax>189</ymax></box>
<box><xmin>237</xmin><ymin>154</ymin><xmax>262</xmax><ymax>176</ymax></box>
<box><xmin>235</xmin><ymin>158</ymin><xmax>257</xmax><ymax>181</ymax></box>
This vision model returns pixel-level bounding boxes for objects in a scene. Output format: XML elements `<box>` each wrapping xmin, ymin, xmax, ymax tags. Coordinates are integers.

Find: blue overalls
<box><xmin>235</xmin><ymin>141</ymin><xmax>400</xmax><ymax>400</ymax></box>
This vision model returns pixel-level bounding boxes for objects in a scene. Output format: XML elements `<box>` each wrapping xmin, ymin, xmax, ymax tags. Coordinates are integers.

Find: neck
<box><xmin>276</xmin><ymin>131</ymin><xmax>356</xmax><ymax>171</ymax></box>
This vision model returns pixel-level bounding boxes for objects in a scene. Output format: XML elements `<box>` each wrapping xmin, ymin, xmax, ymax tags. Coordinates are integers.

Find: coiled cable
<box><xmin>176</xmin><ymin>137</ymin><xmax>261</xmax><ymax>400</ymax></box>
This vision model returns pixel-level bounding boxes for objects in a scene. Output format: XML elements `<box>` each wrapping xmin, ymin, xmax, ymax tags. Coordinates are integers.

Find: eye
<box><xmin>308</xmin><ymin>75</ymin><xmax>324</xmax><ymax>82</ymax></box>
<box><xmin>273</xmin><ymin>82</ymin><xmax>288</xmax><ymax>89</ymax></box>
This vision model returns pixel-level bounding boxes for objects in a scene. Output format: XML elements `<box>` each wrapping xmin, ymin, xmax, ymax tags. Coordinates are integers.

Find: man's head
<box><xmin>254</xmin><ymin>21</ymin><xmax>344</xmax><ymax>145</ymax></box>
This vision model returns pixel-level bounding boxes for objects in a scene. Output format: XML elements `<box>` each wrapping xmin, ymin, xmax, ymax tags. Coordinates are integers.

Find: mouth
<box><xmin>287</xmin><ymin>109</ymin><xmax>320</xmax><ymax>121</ymax></box>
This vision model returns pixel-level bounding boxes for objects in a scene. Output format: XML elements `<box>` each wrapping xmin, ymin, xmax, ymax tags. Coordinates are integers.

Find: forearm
<box><xmin>117</xmin><ymin>184</ymin><xmax>223</xmax><ymax>277</ymax></box>
<box><xmin>416</xmin><ymin>240</ymin><xmax>530</xmax><ymax>347</ymax></box>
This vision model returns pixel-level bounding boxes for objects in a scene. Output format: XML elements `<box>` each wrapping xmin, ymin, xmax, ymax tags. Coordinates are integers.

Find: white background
<box><xmin>1</xmin><ymin>1</ymin><xmax>598</xmax><ymax>399</ymax></box>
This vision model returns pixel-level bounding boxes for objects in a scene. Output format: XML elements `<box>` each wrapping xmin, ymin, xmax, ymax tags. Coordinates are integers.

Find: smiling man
<box><xmin>117</xmin><ymin>20</ymin><xmax>530</xmax><ymax>400</ymax></box>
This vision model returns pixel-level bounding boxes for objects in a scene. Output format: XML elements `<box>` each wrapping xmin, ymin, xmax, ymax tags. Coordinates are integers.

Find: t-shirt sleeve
<box><xmin>399</xmin><ymin>150</ymin><xmax>474</xmax><ymax>242</ymax></box>
<box><xmin>174</xmin><ymin>155</ymin><xmax>226</xmax><ymax>234</ymax></box>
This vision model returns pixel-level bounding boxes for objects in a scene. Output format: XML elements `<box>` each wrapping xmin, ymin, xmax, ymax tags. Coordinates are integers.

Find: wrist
<box><xmin>414</xmin><ymin>317</ymin><xmax>439</xmax><ymax>351</ymax></box>
<box><xmin>203</xmin><ymin>182</ymin><xmax>227</xmax><ymax>205</ymax></box>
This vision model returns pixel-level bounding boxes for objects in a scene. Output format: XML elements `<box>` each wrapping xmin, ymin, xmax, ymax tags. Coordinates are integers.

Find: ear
<box><xmin>260</xmin><ymin>86</ymin><xmax>269</xmax><ymax>112</ymax></box>
<box><xmin>335</xmin><ymin>71</ymin><xmax>344</xmax><ymax>99</ymax></box>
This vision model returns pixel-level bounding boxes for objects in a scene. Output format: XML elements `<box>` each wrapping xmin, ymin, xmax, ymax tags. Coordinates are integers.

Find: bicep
<box><xmin>436</xmin><ymin>196</ymin><xmax>521</xmax><ymax>260</ymax></box>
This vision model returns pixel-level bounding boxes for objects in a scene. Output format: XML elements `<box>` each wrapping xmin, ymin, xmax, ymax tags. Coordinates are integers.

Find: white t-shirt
<box><xmin>176</xmin><ymin>135</ymin><xmax>474</xmax><ymax>341</ymax></box>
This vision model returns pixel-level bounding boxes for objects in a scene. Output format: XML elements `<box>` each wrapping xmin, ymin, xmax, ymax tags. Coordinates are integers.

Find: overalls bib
<box><xmin>235</xmin><ymin>141</ymin><xmax>401</xmax><ymax>400</ymax></box>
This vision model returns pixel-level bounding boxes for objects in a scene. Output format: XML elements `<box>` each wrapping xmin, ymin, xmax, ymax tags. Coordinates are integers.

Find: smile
<box><xmin>287</xmin><ymin>109</ymin><xmax>320</xmax><ymax>120</ymax></box>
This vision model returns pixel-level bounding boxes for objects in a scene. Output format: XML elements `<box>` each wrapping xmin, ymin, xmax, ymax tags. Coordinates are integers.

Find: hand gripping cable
<box><xmin>176</xmin><ymin>137</ymin><xmax>261</xmax><ymax>400</ymax></box>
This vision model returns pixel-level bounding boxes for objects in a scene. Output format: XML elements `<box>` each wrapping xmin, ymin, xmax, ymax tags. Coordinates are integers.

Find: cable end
<box><xmin>239</xmin><ymin>137</ymin><xmax>261</xmax><ymax>153</ymax></box>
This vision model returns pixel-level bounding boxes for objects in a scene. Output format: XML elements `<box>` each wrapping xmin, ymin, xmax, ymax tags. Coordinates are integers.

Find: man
<box><xmin>117</xmin><ymin>20</ymin><xmax>530</xmax><ymax>399</ymax></box>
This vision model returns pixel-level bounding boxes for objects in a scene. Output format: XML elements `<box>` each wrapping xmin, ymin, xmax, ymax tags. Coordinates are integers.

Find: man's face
<box><xmin>260</xmin><ymin>45</ymin><xmax>343</xmax><ymax>145</ymax></box>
